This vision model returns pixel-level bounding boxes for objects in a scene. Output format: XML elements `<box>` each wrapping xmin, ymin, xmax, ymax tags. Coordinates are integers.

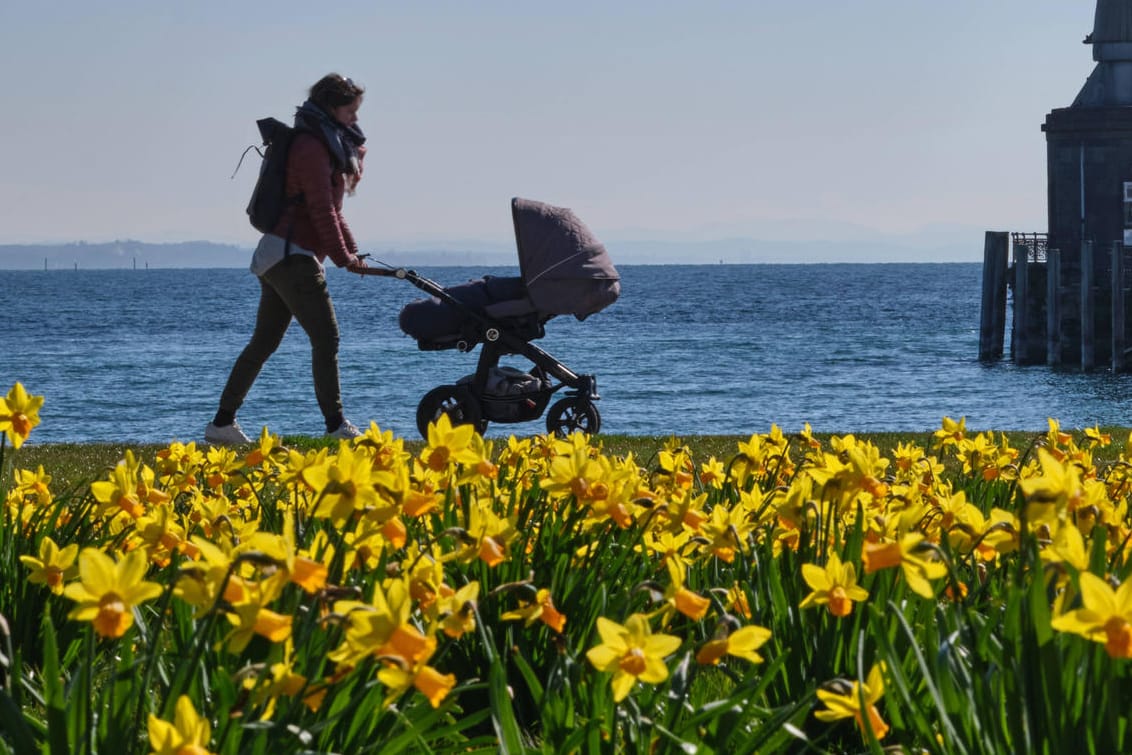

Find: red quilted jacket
<box><xmin>273</xmin><ymin>132</ymin><xmax>360</xmax><ymax>267</ymax></box>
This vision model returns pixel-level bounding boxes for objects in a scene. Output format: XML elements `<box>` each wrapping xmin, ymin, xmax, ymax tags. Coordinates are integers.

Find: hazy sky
<box><xmin>0</xmin><ymin>1</ymin><xmax>1101</xmax><ymax>250</ymax></box>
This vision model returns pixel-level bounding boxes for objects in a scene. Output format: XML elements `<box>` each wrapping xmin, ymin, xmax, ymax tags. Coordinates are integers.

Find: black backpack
<box><xmin>242</xmin><ymin>117</ymin><xmax>308</xmax><ymax>234</ymax></box>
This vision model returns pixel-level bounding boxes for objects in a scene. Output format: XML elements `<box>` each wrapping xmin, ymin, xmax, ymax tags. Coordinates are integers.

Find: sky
<box><xmin>0</xmin><ymin>1</ymin><xmax>1103</xmax><ymax>257</ymax></box>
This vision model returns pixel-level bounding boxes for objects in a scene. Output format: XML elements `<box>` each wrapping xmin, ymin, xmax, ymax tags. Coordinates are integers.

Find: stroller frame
<box><xmin>360</xmin><ymin>264</ymin><xmax>602</xmax><ymax>438</ymax></box>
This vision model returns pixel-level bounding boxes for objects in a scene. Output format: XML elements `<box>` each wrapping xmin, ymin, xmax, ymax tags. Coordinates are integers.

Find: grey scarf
<box><xmin>294</xmin><ymin>100</ymin><xmax>366</xmax><ymax>175</ymax></box>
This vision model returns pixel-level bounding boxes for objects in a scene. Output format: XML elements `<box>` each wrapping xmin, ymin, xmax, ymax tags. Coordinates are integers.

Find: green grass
<box><xmin>12</xmin><ymin>426</ymin><xmax>1125</xmax><ymax>491</ymax></box>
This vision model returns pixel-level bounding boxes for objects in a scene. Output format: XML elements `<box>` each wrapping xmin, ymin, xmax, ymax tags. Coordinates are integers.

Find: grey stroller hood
<box><xmin>512</xmin><ymin>197</ymin><xmax>620</xmax><ymax>320</ymax></box>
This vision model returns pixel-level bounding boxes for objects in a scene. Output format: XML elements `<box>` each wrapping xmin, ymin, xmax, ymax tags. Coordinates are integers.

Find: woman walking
<box><xmin>206</xmin><ymin>73</ymin><xmax>369</xmax><ymax>445</ymax></box>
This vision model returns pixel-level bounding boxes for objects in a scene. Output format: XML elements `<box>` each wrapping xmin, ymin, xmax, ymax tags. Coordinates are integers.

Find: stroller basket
<box><xmin>360</xmin><ymin>197</ymin><xmax>620</xmax><ymax>438</ymax></box>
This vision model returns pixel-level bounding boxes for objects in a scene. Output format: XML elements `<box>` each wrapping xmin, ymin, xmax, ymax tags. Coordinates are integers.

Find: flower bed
<box><xmin>1</xmin><ymin>383</ymin><xmax>1130</xmax><ymax>753</ymax></box>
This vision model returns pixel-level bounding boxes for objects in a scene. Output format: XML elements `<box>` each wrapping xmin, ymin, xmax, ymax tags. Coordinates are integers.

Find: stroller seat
<box><xmin>399</xmin><ymin>275</ymin><xmax>547</xmax><ymax>350</ymax></box>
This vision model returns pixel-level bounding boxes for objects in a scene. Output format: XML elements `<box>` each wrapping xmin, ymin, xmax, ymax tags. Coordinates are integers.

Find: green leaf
<box><xmin>488</xmin><ymin>651</ymin><xmax>525</xmax><ymax>754</ymax></box>
<box><xmin>39</xmin><ymin>614</ymin><xmax>70</xmax><ymax>755</ymax></box>
<box><xmin>509</xmin><ymin>648</ymin><xmax>545</xmax><ymax>708</ymax></box>
<box><xmin>0</xmin><ymin>688</ymin><xmax>38</xmax><ymax>754</ymax></box>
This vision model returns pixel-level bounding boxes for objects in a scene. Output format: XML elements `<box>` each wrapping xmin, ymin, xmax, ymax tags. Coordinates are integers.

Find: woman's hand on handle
<box><xmin>346</xmin><ymin>254</ymin><xmax>369</xmax><ymax>274</ymax></box>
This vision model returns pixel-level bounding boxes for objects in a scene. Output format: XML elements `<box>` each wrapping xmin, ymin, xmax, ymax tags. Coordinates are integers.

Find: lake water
<box><xmin>4</xmin><ymin>262</ymin><xmax>1132</xmax><ymax>444</ymax></box>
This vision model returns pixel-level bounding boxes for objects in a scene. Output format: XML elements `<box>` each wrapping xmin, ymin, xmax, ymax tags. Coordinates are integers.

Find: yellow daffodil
<box><xmin>0</xmin><ymin>382</ymin><xmax>44</xmax><ymax>449</ymax></box>
<box><xmin>303</xmin><ymin>443</ymin><xmax>381</xmax><ymax>525</ymax></box>
<box><xmin>224</xmin><ymin>574</ymin><xmax>292</xmax><ymax>653</ymax></box>
<box><xmin>663</xmin><ymin>558</ymin><xmax>712</xmax><ymax>621</ymax></box>
<box><xmin>698</xmin><ymin>456</ymin><xmax>727</xmax><ymax>488</ymax></box>
<box><xmin>328</xmin><ymin>578</ymin><xmax>427</xmax><ymax>668</ymax></box>
<box><xmin>421</xmin><ymin>413</ymin><xmax>481</xmax><ymax>472</ymax></box>
<box><xmin>695</xmin><ymin>624</ymin><xmax>772</xmax><ymax>665</ymax></box>
<box><xmin>724</xmin><ymin>581</ymin><xmax>752</xmax><ymax>619</ymax></box>
<box><xmin>449</xmin><ymin>502</ymin><xmax>517</xmax><ymax>567</ymax></box>
<box><xmin>11</xmin><ymin>465</ymin><xmax>53</xmax><ymax>509</ymax></box>
<box><xmin>147</xmin><ymin>695</ymin><xmax>215</xmax><ymax>755</ymax></box>
<box><xmin>933</xmin><ymin>416</ymin><xmax>966</xmax><ymax>449</ymax></box>
<box><xmin>1040</xmin><ymin>522</ymin><xmax>1089</xmax><ymax>572</ymax></box>
<box><xmin>1018</xmin><ymin>448</ymin><xmax>1084</xmax><ymax>524</ymax></box>
<box><xmin>501</xmin><ymin>587</ymin><xmax>566</xmax><ymax>633</ymax></box>
<box><xmin>64</xmin><ymin>547</ymin><xmax>163</xmax><ymax>638</ymax></box>
<box><xmin>700</xmin><ymin>504</ymin><xmax>753</xmax><ymax>563</ymax></box>
<box><xmin>378</xmin><ymin>658</ymin><xmax>456</xmax><ymax>709</ymax></box>
<box><xmin>815</xmin><ymin>663</ymin><xmax>889</xmax><ymax>742</ymax></box>
<box><xmin>20</xmin><ymin>536</ymin><xmax>79</xmax><ymax>595</ymax></box>
<box><xmin>586</xmin><ymin>613</ymin><xmax>681</xmax><ymax>702</ymax></box>
<box><xmin>1051</xmin><ymin>571</ymin><xmax>1132</xmax><ymax>658</ymax></box>
<box><xmin>433</xmin><ymin>581</ymin><xmax>481</xmax><ymax>638</ymax></box>
<box><xmin>90</xmin><ymin>456</ymin><xmax>145</xmax><ymax>519</ymax></box>
<box><xmin>863</xmin><ymin>533</ymin><xmax>948</xmax><ymax>599</ymax></box>
<box><xmin>799</xmin><ymin>551</ymin><xmax>869</xmax><ymax>617</ymax></box>
<box><xmin>241</xmin><ymin>640</ymin><xmax>308</xmax><ymax>721</ymax></box>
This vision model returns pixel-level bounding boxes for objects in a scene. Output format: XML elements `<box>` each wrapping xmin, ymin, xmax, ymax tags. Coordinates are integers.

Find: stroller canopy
<box><xmin>512</xmin><ymin>197</ymin><xmax>620</xmax><ymax>320</ymax></box>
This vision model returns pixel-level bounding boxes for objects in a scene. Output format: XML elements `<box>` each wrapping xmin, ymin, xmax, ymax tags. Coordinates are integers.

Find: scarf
<box><xmin>294</xmin><ymin>100</ymin><xmax>366</xmax><ymax>176</ymax></box>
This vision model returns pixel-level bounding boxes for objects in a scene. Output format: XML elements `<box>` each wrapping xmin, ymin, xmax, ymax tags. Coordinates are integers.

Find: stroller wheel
<box><xmin>546</xmin><ymin>398</ymin><xmax>601</xmax><ymax>437</ymax></box>
<box><xmin>416</xmin><ymin>385</ymin><xmax>487</xmax><ymax>439</ymax></box>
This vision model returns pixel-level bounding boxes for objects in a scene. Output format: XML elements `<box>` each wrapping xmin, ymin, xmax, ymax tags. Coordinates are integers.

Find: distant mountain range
<box><xmin>0</xmin><ymin>232</ymin><xmax>990</xmax><ymax>270</ymax></box>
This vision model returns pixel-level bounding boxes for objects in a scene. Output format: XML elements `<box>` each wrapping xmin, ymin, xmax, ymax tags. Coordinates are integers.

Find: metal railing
<box><xmin>1011</xmin><ymin>232</ymin><xmax>1047</xmax><ymax>263</ymax></box>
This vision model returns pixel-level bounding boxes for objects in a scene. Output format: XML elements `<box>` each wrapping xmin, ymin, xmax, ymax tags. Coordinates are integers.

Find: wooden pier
<box><xmin>979</xmin><ymin>231</ymin><xmax>1132</xmax><ymax>371</ymax></box>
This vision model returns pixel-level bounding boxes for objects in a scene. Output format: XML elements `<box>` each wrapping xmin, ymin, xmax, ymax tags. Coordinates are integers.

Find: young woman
<box><xmin>206</xmin><ymin>73</ymin><xmax>369</xmax><ymax>445</ymax></box>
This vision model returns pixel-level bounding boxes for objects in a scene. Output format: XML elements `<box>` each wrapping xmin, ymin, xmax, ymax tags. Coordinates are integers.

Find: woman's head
<box><xmin>309</xmin><ymin>73</ymin><xmax>365</xmax><ymax>126</ymax></box>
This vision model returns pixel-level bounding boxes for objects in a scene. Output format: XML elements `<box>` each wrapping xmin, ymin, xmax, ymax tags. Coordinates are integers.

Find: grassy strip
<box><xmin>14</xmin><ymin>427</ymin><xmax>1128</xmax><ymax>491</ymax></box>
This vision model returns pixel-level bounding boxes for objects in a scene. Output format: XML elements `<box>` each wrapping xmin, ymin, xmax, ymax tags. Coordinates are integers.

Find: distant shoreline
<box><xmin>0</xmin><ymin>237</ymin><xmax>986</xmax><ymax>270</ymax></box>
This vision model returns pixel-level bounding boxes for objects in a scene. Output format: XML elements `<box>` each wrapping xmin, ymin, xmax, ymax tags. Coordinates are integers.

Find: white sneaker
<box><xmin>327</xmin><ymin>419</ymin><xmax>362</xmax><ymax>440</ymax></box>
<box><xmin>205</xmin><ymin>421</ymin><xmax>252</xmax><ymax>445</ymax></box>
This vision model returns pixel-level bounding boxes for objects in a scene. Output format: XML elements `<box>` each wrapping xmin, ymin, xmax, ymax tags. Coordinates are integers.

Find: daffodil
<box><xmin>1051</xmin><ymin>571</ymin><xmax>1132</xmax><ymax>658</ymax></box>
<box><xmin>799</xmin><ymin>551</ymin><xmax>869</xmax><ymax>617</ymax></box>
<box><xmin>585</xmin><ymin>613</ymin><xmax>681</xmax><ymax>702</ymax></box>
<box><xmin>20</xmin><ymin>536</ymin><xmax>78</xmax><ymax>595</ymax></box>
<box><xmin>244</xmin><ymin>426</ymin><xmax>285</xmax><ymax>469</ymax></box>
<box><xmin>449</xmin><ymin>501</ymin><xmax>517</xmax><ymax>567</ymax></box>
<box><xmin>241</xmin><ymin>640</ymin><xmax>308</xmax><ymax>720</ymax></box>
<box><xmin>0</xmin><ymin>382</ymin><xmax>43</xmax><ymax>449</ymax></box>
<box><xmin>328</xmin><ymin>578</ymin><xmax>426</xmax><ymax>668</ymax></box>
<box><xmin>377</xmin><ymin>658</ymin><xmax>456</xmax><ymax>709</ymax></box>
<box><xmin>501</xmin><ymin>586</ymin><xmax>566</xmax><ymax>633</ymax></box>
<box><xmin>147</xmin><ymin>695</ymin><xmax>215</xmax><ymax>755</ymax></box>
<box><xmin>695</xmin><ymin>623</ymin><xmax>771</xmax><ymax>665</ymax></box>
<box><xmin>420</xmin><ymin>413</ymin><xmax>481</xmax><ymax>472</ymax></box>
<box><xmin>433</xmin><ymin>580</ymin><xmax>481</xmax><ymax>638</ymax></box>
<box><xmin>303</xmin><ymin>443</ymin><xmax>381</xmax><ymax>525</ymax></box>
<box><xmin>698</xmin><ymin>456</ymin><xmax>727</xmax><ymax>488</ymax></box>
<box><xmin>815</xmin><ymin>662</ymin><xmax>889</xmax><ymax>742</ymax></box>
<box><xmin>63</xmin><ymin>547</ymin><xmax>164</xmax><ymax>638</ymax></box>
<box><xmin>10</xmin><ymin>465</ymin><xmax>53</xmax><ymax>509</ymax></box>
<box><xmin>933</xmin><ymin>416</ymin><xmax>966</xmax><ymax>449</ymax></box>
<box><xmin>662</xmin><ymin>558</ymin><xmax>711</xmax><ymax>621</ymax></box>
<box><xmin>862</xmin><ymin>533</ymin><xmax>948</xmax><ymax>599</ymax></box>
<box><xmin>1018</xmin><ymin>448</ymin><xmax>1084</xmax><ymax>524</ymax></box>
<box><xmin>224</xmin><ymin>574</ymin><xmax>292</xmax><ymax>653</ymax></box>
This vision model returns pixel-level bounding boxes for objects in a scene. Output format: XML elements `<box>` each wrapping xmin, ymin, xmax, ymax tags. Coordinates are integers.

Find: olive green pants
<box><xmin>217</xmin><ymin>255</ymin><xmax>343</xmax><ymax>428</ymax></box>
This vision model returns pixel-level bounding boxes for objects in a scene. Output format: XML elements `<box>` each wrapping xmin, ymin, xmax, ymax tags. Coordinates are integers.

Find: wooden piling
<box><xmin>979</xmin><ymin>231</ymin><xmax>1009</xmax><ymax>361</ymax></box>
<box><xmin>1012</xmin><ymin>238</ymin><xmax>1031</xmax><ymax>363</ymax></box>
<box><xmin>1047</xmin><ymin>246</ymin><xmax>1061</xmax><ymax>365</ymax></box>
<box><xmin>1081</xmin><ymin>240</ymin><xmax>1095</xmax><ymax>370</ymax></box>
<box><xmin>1114</xmin><ymin>241</ymin><xmax>1127</xmax><ymax>372</ymax></box>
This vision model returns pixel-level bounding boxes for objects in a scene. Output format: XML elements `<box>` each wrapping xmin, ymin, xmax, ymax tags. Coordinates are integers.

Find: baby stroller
<box><xmin>361</xmin><ymin>197</ymin><xmax>621</xmax><ymax>439</ymax></box>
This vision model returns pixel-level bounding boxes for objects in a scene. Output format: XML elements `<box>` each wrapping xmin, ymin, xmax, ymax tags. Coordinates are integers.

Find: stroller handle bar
<box><xmin>355</xmin><ymin>265</ymin><xmax>409</xmax><ymax>280</ymax></box>
<box><xmin>353</xmin><ymin>263</ymin><xmax>457</xmax><ymax>306</ymax></box>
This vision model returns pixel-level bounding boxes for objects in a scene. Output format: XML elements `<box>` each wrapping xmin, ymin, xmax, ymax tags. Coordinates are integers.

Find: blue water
<box><xmin>4</xmin><ymin>263</ymin><xmax>1132</xmax><ymax>444</ymax></box>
